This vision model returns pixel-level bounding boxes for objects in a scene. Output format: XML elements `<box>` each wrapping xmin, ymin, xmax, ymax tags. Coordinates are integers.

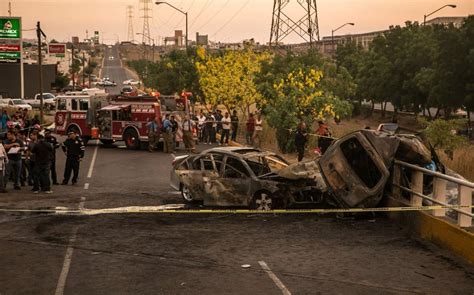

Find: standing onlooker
<box><xmin>198</xmin><ymin>110</ymin><xmax>206</xmax><ymax>142</ymax></box>
<box><xmin>245</xmin><ymin>113</ymin><xmax>255</xmax><ymax>145</ymax></box>
<box><xmin>1</xmin><ymin>110</ymin><xmax>10</xmax><ymax>133</ymax></box>
<box><xmin>146</xmin><ymin>118</ymin><xmax>160</xmax><ymax>152</ymax></box>
<box><xmin>3</xmin><ymin>130</ymin><xmax>24</xmax><ymax>190</ymax></box>
<box><xmin>27</xmin><ymin>131</ymin><xmax>39</xmax><ymax>191</ymax></box>
<box><xmin>0</xmin><ymin>141</ymin><xmax>8</xmax><ymax>193</ymax></box>
<box><xmin>295</xmin><ymin>122</ymin><xmax>308</xmax><ymax>162</ymax></box>
<box><xmin>170</xmin><ymin>115</ymin><xmax>179</xmax><ymax>148</ymax></box>
<box><xmin>182</xmin><ymin>114</ymin><xmax>196</xmax><ymax>153</ymax></box>
<box><xmin>61</xmin><ymin>131</ymin><xmax>85</xmax><ymax>185</ymax></box>
<box><xmin>17</xmin><ymin>132</ymin><xmax>29</xmax><ymax>186</ymax></box>
<box><xmin>215</xmin><ymin>110</ymin><xmax>223</xmax><ymax>133</ymax></box>
<box><xmin>45</xmin><ymin>129</ymin><xmax>60</xmax><ymax>185</ymax></box>
<box><xmin>253</xmin><ymin>114</ymin><xmax>263</xmax><ymax>148</ymax></box>
<box><xmin>162</xmin><ymin>114</ymin><xmax>173</xmax><ymax>153</ymax></box>
<box><xmin>316</xmin><ymin>120</ymin><xmax>332</xmax><ymax>155</ymax></box>
<box><xmin>210</xmin><ymin>112</ymin><xmax>217</xmax><ymax>143</ymax></box>
<box><xmin>230</xmin><ymin>110</ymin><xmax>239</xmax><ymax>142</ymax></box>
<box><xmin>31</xmin><ymin>134</ymin><xmax>53</xmax><ymax>193</ymax></box>
<box><xmin>220</xmin><ymin>112</ymin><xmax>231</xmax><ymax>145</ymax></box>
<box><xmin>203</xmin><ymin>113</ymin><xmax>213</xmax><ymax>144</ymax></box>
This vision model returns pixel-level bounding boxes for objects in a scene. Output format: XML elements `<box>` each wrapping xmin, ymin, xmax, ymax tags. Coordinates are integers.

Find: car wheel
<box><xmin>251</xmin><ymin>192</ymin><xmax>274</xmax><ymax>210</ymax></box>
<box><xmin>123</xmin><ymin>128</ymin><xmax>140</xmax><ymax>150</ymax></box>
<box><xmin>181</xmin><ymin>184</ymin><xmax>194</xmax><ymax>203</ymax></box>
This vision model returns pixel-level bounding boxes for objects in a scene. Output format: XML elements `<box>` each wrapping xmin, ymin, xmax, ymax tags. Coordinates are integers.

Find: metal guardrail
<box><xmin>392</xmin><ymin>160</ymin><xmax>473</xmax><ymax>227</ymax></box>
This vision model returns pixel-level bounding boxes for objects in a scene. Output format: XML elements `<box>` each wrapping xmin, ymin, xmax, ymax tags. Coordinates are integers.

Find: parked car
<box><xmin>11</xmin><ymin>98</ymin><xmax>33</xmax><ymax>110</ymax></box>
<box><xmin>24</xmin><ymin>93</ymin><xmax>56</xmax><ymax>109</ymax></box>
<box><xmin>171</xmin><ymin>130</ymin><xmax>433</xmax><ymax>210</ymax></box>
<box><xmin>102</xmin><ymin>80</ymin><xmax>117</xmax><ymax>87</ymax></box>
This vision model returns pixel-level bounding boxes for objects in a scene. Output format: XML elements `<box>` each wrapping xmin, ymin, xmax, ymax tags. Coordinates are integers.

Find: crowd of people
<box><xmin>1</xmin><ymin>109</ymin><xmax>85</xmax><ymax>193</ymax></box>
<box><xmin>146</xmin><ymin>109</ymin><xmax>266</xmax><ymax>154</ymax></box>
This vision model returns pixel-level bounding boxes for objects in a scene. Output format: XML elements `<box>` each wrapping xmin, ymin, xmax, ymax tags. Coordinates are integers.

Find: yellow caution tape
<box><xmin>0</xmin><ymin>205</ymin><xmax>472</xmax><ymax>215</ymax></box>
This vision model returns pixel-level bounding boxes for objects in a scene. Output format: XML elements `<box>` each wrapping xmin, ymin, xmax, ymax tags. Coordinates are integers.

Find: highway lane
<box><xmin>101</xmin><ymin>45</ymin><xmax>133</xmax><ymax>95</ymax></box>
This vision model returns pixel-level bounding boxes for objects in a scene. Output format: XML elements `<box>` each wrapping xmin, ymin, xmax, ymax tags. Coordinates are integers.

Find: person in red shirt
<box><xmin>246</xmin><ymin>113</ymin><xmax>255</xmax><ymax>145</ymax></box>
<box><xmin>316</xmin><ymin>120</ymin><xmax>333</xmax><ymax>154</ymax></box>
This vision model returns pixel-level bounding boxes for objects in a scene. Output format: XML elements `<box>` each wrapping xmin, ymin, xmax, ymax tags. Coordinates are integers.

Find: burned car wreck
<box><xmin>170</xmin><ymin>129</ymin><xmax>433</xmax><ymax>210</ymax></box>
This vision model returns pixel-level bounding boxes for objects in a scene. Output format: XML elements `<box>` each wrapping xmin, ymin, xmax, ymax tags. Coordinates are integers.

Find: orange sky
<box><xmin>3</xmin><ymin>0</ymin><xmax>473</xmax><ymax>44</ymax></box>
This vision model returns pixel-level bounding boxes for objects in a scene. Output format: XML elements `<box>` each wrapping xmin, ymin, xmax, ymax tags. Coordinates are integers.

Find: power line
<box><xmin>173</xmin><ymin>0</ymin><xmax>196</xmax><ymax>29</ymax></box>
<box><xmin>212</xmin><ymin>0</ymin><xmax>251</xmax><ymax>38</ymax></box>
<box><xmin>158</xmin><ymin>0</ymin><xmax>184</xmax><ymax>27</ymax></box>
<box><xmin>194</xmin><ymin>0</ymin><xmax>230</xmax><ymax>32</ymax></box>
<box><xmin>189</xmin><ymin>0</ymin><xmax>214</xmax><ymax>28</ymax></box>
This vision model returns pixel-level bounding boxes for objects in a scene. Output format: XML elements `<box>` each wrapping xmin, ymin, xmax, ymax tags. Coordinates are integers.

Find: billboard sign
<box><xmin>0</xmin><ymin>17</ymin><xmax>21</xmax><ymax>39</ymax></box>
<box><xmin>48</xmin><ymin>43</ymin><xmax>66</xmax><ymax>58</ymax></box>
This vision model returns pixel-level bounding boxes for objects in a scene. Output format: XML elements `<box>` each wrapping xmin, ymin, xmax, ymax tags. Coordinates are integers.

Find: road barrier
<box><xmin>392</xmin><ymin>160</ymin><xmax>473</xmax><ymax>227</ymax></box>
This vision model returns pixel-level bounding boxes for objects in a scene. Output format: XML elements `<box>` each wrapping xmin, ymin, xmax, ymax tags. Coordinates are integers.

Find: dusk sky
<box><xmin>3</xmin><ymin>0</ymin><xmax>473</xmax><ymax>44</ymax></box>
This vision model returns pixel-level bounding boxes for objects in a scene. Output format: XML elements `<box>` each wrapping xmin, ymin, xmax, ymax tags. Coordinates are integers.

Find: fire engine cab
<box><xmin>54</xmin><ymin>90</ymin><xmax>109</xmax><ymax>144</ymax></box>
<box><xmin>94</xmin><ymin>92</ymin><xmax>194</xmax><ymax>149</ymax></box>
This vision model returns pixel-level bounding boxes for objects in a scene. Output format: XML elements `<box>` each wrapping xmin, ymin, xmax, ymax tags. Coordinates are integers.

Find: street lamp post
<box><xmin>423</xmin><ymin>4</ymin><xmax>456</xmax><ymax>25</ymax></box>
<box><xmin>331</xmin><ymin>22</ymin><xmax>355</xmax><ymax>57</ymax></box>
<box><xmin>155</xmin><ymin>1</ymin><xmax>188</xmax><ymax>52</ymax></box>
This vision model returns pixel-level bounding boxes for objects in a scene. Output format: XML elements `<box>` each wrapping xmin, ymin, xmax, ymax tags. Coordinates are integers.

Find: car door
<box><xmin>319</xmin><ymin>131</ymin><xmax>390</xmax><ymax>208</ymax></box>
<box><xmin>177</xmin><ymin>153</ymin><xmax>218</xmax><ymax>201</ymax></box>
<box><xmin>203</xmin><ymin>155</ymin><xmax>252</xmax><ymax>207</ymax></box>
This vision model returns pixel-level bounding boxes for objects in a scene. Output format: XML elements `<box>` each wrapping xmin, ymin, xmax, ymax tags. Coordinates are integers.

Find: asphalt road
<box><xmin>0</xmin><ymin>139</ymin><xmax>473</xmax><ymax>294</ymax></box>
<box><xmin>101</xmin><ymin>45</ymin><xmax>132</xmax><ymax>95</ymax></box>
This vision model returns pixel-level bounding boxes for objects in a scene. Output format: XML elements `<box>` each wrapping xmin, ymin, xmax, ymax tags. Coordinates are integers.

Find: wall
<box><xmin>0</xmin><ymin>63</ymin><xmax>56</xmax><ymax>98</ymax></box>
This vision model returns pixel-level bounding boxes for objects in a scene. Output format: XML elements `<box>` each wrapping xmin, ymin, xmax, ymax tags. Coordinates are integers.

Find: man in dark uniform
<box><xmin>45</xmin><ymin>129</ymin><xmax>60</xmax><ymax>185</ymax></box>
<box><xmin>61</xmin><ymin>131</ymin><xmax>85</xmax><ymax>185</ymax></box>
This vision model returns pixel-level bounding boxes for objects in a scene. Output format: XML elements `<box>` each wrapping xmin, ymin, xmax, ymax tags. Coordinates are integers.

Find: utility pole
<box><xmin>127</xmin><ymin>5</ymin><xmax>134</xmax><ymax>42</ymax></box>
<box><xmin>8</xmin><ymin>1</ymin><xmax>12</xmax><ymax>16</ymax></box>
<box><xmin>269</xmin><ymin>0</ymin><xmax>320</xmax><ymax>47</ymax></box>
<box><xmin>71</xmin><ymin>44</ymin><xmax>75</xmax><ymax>88</ymax></box>
<box><xmin>140</xmin><ymin>0</ymin><xmax>152</xmax><ymax>45</ymax></box>
<box><xmin>36</xmin><ymin>21</ymin><xmax>46</xmax><ymax>124</ymax></box>
<box><xmin>82</xmin><ymin>51</ymin><xmax>85</xmax><ymax>87</ymax></box>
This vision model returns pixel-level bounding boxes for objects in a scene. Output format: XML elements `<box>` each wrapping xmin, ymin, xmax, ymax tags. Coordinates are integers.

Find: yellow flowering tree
<box><xmin>264</xmin><ymin>67</ymin><xmax>352</xmax><ymax>152</ymax></box>
<box><xmin>195</xmin><ymin>48</ymin><xmax>271</xmax><ymax>113</ymax></box>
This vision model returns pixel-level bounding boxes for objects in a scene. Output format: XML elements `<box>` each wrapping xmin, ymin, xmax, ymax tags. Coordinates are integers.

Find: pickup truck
<box><xmin>24</xmin><ymin>93</ymin><xmax>56</xmax><ymax>109</ymax></box>
<box><xmin>0</xmin><ymin>98</ymin><xmax>33</xmax><ymax>110</ymax></box>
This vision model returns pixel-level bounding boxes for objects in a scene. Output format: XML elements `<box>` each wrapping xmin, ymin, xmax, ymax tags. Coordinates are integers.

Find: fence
<box><xmin>392</xmin><ymin>160</ymin><xmax>473</xmax><ymax>227</ymax></box>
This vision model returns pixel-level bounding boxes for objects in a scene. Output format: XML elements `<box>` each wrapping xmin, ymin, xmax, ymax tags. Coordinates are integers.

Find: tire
<box><xmin>180</xmin><ymin>184</ymin><xmax>195</xmax><ymax>203</ymax></box>
<box><xmin>250</xmin><ymin>192</ymin><xmax>274</xmax><ymax>210</ymax></box>
<box><xmin>123</xmin><ymin>128</ymin><xmax>140</xmax><ymax>150</ymax></box>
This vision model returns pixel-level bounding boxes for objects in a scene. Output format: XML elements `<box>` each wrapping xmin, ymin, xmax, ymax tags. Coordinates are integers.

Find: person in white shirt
<box><xmin>253</xmin><ymin>114</ymin><xmax>264</xmax><ymax>148</ymax></box>
<box><xmin>197</xmin><ymin>110</ymin><xmax>206</xmax><ymax>142</ymax></box>
<box><xmin>220</xmin><ymin>112</ymin><xmax>231</xmax><ymax>145</ymax></box>
<box><xmin>0</xmin><ymin>142</ymin><xmax>8</xmax><ymax>193</ymax></box>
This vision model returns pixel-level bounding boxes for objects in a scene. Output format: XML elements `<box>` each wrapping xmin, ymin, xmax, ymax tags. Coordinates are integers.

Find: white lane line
<box><xmin>55</xmin><ymin>227</ymin><xmax>78</xmax><ymax>295</ymax></box>
<box><xmin>258</xmin><ymin>261</ymin><xmax>292</xmax><ymax>295</ymax></box>
<box><xmin>55</xmin><ymin>148</ymin><xmax>93</xmax><ymax>294</ymax></box>
<box><xmin>86</xmin><ymin>145</ymin><xmax>99</xmax><ymax>178</ymax></box>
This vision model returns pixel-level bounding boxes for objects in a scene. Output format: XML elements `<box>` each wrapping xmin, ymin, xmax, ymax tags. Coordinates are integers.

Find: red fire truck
<box><xmin>54</xmin><ymin>91</ymin><xmax>110</xmax><ymax>144</ymax></box>
<box><xmin>95</xmin><ymin>92</ymin><xmax>194</xmax><ymax>149</ymax></box>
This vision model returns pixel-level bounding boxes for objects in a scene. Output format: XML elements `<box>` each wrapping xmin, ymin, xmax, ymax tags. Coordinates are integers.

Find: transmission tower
<box><xmin>126</xmin><ymin>5</ymin><xmax>134</xmax><ymax>42</ymax></box>
<box><xmin>270</xmin><ymin>0</ymin><xmax>320</xmax><ymax>47</ymax></box>
<box><xmin>139</xmin><ymin>0</ymin><xmax>152</xmax><ymax>44</ymax></box>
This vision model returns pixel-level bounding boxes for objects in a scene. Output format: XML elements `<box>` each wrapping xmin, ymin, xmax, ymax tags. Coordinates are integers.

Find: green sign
<box><xmin>0</xmin><ymin>51</ymin><xmax>20</xmax><ymax>62</ymax></box>
<box><xmin>0</xmin><ymin>17</ymin><xmax>21</xmax><ymax>39</ymax></box>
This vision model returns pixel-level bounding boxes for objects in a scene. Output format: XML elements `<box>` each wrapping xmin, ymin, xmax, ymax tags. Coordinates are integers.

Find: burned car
<box><xmin>170</xmin><ymin>130</ymin><xmax>433</xmax><ymax>209</ymax></box>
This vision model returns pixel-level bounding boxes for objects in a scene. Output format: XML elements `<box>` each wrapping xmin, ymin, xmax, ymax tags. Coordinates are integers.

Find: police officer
<box><xmin>45</xmin><ymin>129</ymin><xmax>60</xmax><ymax>184</ymax></box>
<box><xmin>61</xmin><ymin>131</ymin><xmax>85</xmax><ymax>185</ymax></box>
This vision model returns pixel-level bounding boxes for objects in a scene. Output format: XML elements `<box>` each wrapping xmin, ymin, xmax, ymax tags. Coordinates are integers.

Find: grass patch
<box><xmin>438</xmin><ymin>146</ymin><xmax>474</xmax><ymax>182</ymax></box>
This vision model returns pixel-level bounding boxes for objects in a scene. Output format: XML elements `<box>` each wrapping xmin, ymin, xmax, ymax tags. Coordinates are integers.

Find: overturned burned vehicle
<box><xmin>170</xmin><ymin>130</ymin><xmax>433</xmax><ymax>210</ymax></box>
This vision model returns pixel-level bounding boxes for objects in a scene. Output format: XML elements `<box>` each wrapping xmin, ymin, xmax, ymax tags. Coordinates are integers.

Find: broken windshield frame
<box><xmin>244</xmin><ymin>154</ymin><xmax>289</xmax><ymax>177</ymax></box>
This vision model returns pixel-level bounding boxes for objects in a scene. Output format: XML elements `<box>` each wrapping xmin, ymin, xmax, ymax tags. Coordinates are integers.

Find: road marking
<box><xmin>54</xmin><ymin>227</ymin><xmax>78</xmax><ymax>295</ymax></box>
<box><xmin>87</xmin><ymin>145</ymin><xmax>99</xmax><ymax>178</ymax></box>
<box><xmin>258</xmin><ymin>261</ymin><xmax>291</xmax><ymax>295</ymax></box>
<box><xmin>84</xmin><ymin>183</ymin><xmax>89</xmax><ymax>190</ymax></box>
